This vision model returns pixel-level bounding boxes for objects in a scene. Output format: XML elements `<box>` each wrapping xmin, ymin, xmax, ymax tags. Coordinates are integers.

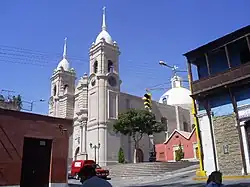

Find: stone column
<box><xmin>80</xmin><ymin>125</ymin><xmax>83</xmax><ymax>152</ymax></box>
<box><xmin>175</xmin><ymin>106</ymin><xmax>180</xmax><ymax>130</ymax></box>
<box><xmin>99</xmin><ymin>125</ymin><xmax>106</xmax><ymax>166</ymax></box>
<box><xmin>165</xmin><ymin>131</ymin><xmax>169</xmax><ymax>141</ymax></box>
<box><xmin>241</xmin><ymin>122</ymin><xmax>250</xmax><ymax>174</ymax></box>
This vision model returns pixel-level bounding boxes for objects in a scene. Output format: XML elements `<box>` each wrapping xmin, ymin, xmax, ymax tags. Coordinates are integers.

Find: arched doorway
<box><xmin>74</xmin><ymin>147</ymin><xmax>80</xmax><ymax>161</ymax></box>
<box><xmin>136</xmin><ymin>148</ymin><xmax>144</xmax><ymax>163</ymax></box>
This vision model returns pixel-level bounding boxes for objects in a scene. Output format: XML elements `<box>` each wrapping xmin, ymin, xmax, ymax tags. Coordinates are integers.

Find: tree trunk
<box><xmin>133</xmin><ymin>148</ymin><xmax>137</xmax><ymax>163</ymax></box>
<box><xmin>132</xmin><ymin>133</ymin><xmax>143</xmax><ymax>163</ymax></box>
<box><xmin>133</xmin><ymin>136</ymin><xmax>138</xmax><ymax>163</ymax></box>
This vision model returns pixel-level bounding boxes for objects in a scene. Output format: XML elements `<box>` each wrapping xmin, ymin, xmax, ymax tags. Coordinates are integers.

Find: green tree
<box><xmin>113</xmin><ymin>109</ymin><xmax>164</xmax><ymax>162</ymax></box>
<box><xmin>175</xmin><ymin>143</ymin><xmax>184</xmax><ymax>161</ymax></box>
<box><xmin>118</xmin><ymin>147</ymin><xmax>125</xmax><ymax>163</ymax></box>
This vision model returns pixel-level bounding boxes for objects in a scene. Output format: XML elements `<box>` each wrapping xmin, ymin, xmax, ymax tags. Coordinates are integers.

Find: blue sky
<box><xmin>0</xmin><ymin>0</ymin><xmax>249</xmax><ymax>115</ymax></box>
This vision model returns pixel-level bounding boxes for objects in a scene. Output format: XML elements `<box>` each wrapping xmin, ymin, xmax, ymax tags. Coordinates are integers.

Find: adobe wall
<box><xmin>0</xmin><ymin>109</ymin><xmax>73</xmax><ymax>186</ymax></box>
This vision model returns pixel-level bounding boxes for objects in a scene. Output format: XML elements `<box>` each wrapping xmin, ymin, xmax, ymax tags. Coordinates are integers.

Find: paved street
<box><xmin>68</xmin><ymin>172</ymin><xmax>250</xmax><ymax>187</ymax></box>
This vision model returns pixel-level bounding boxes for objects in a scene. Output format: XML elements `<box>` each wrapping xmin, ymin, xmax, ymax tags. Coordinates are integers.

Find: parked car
<box><xmin>70</xmin><ymin>160</ymin><xmax>110</xmax><ymax>180</ymax></box>
<box><xmin>94</xmin><ymin>163</ymin><xmax>110</xmax><ymax>180</ymax></box>
<box><xmin>71</xmin><ymin>160</ymin><xmax>95</xmax><ymax>179</ymax></box>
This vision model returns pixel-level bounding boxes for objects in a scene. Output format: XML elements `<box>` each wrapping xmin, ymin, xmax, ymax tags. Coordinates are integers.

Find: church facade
<box><xmin>48</xmin><ymin>7</ymin><xmax>192</xmax><ymax>166</ymax></box>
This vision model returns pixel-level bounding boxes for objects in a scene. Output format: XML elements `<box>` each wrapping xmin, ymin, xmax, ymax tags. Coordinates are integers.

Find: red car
<box><xmin>71</xmin><ymin>160</ymin><xmax>109</xmax><ymax>180</ymax></box>
<box><xmin>94</xmin><ymin>163</ymin><xmax>110</xmax><ymax>180</ymax></box>
<box><xmin>71</xmin><ymin>160</ymin><xmax>95</xmax><ymax>179</ymax></box>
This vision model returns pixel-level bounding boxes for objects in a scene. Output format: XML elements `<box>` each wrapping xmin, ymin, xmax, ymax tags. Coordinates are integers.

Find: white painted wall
<box><xmin>198</xmin><ymin>112</ymin><xmax>216</xmax><ymax>175</ymax></box>
<box><xmin>241</xmin><ymin>123</ymin><xmax>250</xmax><ymax>174</ymax></box>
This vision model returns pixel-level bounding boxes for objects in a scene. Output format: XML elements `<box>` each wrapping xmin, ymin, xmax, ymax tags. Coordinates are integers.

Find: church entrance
<box><xmin>136</xmin><ymin>148</ymin><xmax>144</xmax><ymax>162</ymax></box>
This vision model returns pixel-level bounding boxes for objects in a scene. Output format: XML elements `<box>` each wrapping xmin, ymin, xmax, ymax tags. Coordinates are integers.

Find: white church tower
<box><xmin>49</xmin><ymin>38</ymin><xmax>76</xmax><ymax>119</ymax></box>
<box><xmin>87</xmin><ymin>7</ymin><xmax>120</xmax><ymax>166</ymax></box>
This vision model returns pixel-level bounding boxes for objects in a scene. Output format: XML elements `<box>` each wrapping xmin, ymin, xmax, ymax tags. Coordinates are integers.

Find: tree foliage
<box><xmin>118</xmin><ymin>147</ymin><xmax>125</xmax><ymax>163</ymax></box>
<box><xmin>113</xmin><ymin>109</ymin><xmax>164</xmax><ymax>148</ymax></box>
<box><xmin>175</xmin><ymin>143</ymin><xmax>184</xmax><ymax>161</ymax></box>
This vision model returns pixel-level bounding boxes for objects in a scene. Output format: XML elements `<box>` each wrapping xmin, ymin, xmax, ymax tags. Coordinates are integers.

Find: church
<box><xmin>48</xmin><ymin>7</ymin><xmax>193</xmax><ymax>166</ymax></box>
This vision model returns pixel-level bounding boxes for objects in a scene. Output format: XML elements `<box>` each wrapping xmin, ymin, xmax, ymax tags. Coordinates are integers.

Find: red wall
<box><xmin>0</xmin><ymin>109</ymin><xmax>73</xmax><ymax>186</ymax></box>
<box><xmin>156</xmin><ymin>130</ymin><xmax>197</xmax><ymax>162</ymax></box>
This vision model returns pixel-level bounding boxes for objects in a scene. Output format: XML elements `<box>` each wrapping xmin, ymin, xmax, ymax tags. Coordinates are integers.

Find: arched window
<box><xmin>94</xmin><ymin>61</ymin><xmax>98</xmax><ymax>73</ymax></box>
<box><xmin>53</xmin><ymin>85</ymin><xmax>57</xmax><ymax>96</ymax></box>
<box><xmin>108</xmin><ymin>60</ymin><xmax>114</xmax><ymax>73</ymax></box>
<box><xmin>63</xmin><ymin>84</ymin><xmax>68</xmax><ymax>94</ymax></box>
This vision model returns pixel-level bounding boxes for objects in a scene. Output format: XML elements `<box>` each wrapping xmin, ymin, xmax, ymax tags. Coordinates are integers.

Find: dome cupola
<box><xmin>57</xmin><ymin>38</ymin><xmax>70</xmax><ymax>71</ymax></box>
<box><xmin>95</xmin><ymin>7</ymin><xmax>113</xmax><ymax>45</ymax></box>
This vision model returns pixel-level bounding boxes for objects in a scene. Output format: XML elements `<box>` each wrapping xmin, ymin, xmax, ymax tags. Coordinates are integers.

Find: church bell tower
<box><xmin>87</xmin><ymin>7</ymin><xmax>121</xmax><ymax>166</ymax></box>
<box><xmin>49</xmin><ymin>38</ymin><xmax>76</xmax><ymax>119</ymax></box>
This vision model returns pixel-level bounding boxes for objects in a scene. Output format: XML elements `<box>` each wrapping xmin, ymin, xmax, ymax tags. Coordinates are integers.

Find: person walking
<box><xmin>206</xmin><ymin>171</ymin><xmax>224</xmax><ymax>187</ymax></box>
<box><xmin>79</xmin><ymin>164</ymin><xmax>112</xmax><ymax>187</ymax></box>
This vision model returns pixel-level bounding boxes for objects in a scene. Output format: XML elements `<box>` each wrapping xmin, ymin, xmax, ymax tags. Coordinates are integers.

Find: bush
<box><xmin>175</xmin><ymin>143</ymin><xmax>184</xmax><ymax>161</ymax></box>
<box><xmin>118</xmin><ymin>147</ymin><xmax>125</xmax><ymax>163</ymax></box>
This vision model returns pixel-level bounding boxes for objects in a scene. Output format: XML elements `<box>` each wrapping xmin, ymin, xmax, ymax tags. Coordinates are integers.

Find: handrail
<box><xmin>193</xmin><ymin>61</ymin><xmax>250</xmax><ymax>84</ymax></box>
<box><xmin>192</xmin><ymin>61</ymin><xmax>250</xmax><ymax>94</ymax></box>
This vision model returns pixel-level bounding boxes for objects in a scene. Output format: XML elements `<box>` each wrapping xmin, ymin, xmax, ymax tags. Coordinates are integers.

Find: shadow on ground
<box><xmin>137</xmin><ymin>183</ymin><xmax>203</xmax><ymax>187</ymax></box>
<box><xmin>68</xmin><ymin>181</ymin><xmax>250</xmax><ymax>187</ymax></box>
<box><xmin>139</xmin><ymin>183</ymin><xmax>250</xmax><ymax>187</ymax></box>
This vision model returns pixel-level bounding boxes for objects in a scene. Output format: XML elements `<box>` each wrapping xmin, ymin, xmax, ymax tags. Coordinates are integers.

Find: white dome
<box><xmin>159</xmin><ymin>87</ymin><xmax>192</xmax><ymax>106</ymax></box>
<box><xmin>95</xmin><ymin>30</ymin><xmax>113</xmax><ymax>45</ymax></box>
<box><xmin>57</xmin><ymin>58</ymin><xmax>70</xmax><ymax>71</ymax></box>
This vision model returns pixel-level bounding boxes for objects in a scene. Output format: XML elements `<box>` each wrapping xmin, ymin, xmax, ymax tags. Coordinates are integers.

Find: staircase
<box><xmin>104</xmin><ymin>161</ymin><xmax>198</xmax><ymax>177</ymax></box>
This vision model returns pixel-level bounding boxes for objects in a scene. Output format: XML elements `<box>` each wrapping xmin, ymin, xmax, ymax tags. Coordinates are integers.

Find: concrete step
<box><xmin>104</xmin><ymin>161</ymin><xmax>198</xmax><ymax>177</ymax></box>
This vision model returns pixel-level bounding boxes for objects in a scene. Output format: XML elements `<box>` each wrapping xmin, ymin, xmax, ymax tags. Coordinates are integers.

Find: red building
<box><xmin>0</xmin><ymin>108</ymin><xmax>72</xmax><ymax>187</ymax></box>
<box><xmin>156</xmin><ymin>128</ymin><xmax>198</xmax><ymax>162</ymax></box>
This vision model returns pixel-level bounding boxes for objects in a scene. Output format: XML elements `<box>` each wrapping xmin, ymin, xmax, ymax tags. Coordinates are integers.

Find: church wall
<box><xmin>106</xmin><ymin>124</ymin><xmax>122</xmax><ymax>165</ymax></box>
<box><xmin>118</xmin><ymin>92</ymin><xmax>192</xmax><ymax>162</ymax></box>
<box><xmin>86</xmin><ymin>125</ymin><xmax>99</xmax><ymax>162</ymax></box>
<box><xmin>177</xmin><ymin>106</ymin><xmax>192</xmax><ymax>132</ymax></box>
<box><xmin>152</xmin><ymin>102</ymin><xmax>191</xmax><ymax>144</ymax></box>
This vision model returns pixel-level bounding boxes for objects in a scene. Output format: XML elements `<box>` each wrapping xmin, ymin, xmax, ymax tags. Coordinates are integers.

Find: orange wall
<box><xmin>156</xmin><ymin>130</ymin><xmax>197</xmax><ymax>161</ymax></box>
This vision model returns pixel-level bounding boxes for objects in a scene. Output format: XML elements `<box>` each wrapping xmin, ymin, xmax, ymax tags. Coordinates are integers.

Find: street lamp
<box><xmin>89</xmin><ymin>143</ymin><xmax>100</xmax><ymax>163</ymax></box>
<box><xmin>31</xmin><ymin>99</ymin><xmax>45</xmax><ymax>111</ymax></box>
<box><xmin>159</xmin><ymin>60</ymin><xmax>167</xmax><ymax>66</ymax></box>
<box><xmin>159</xmin><ymin>60</ymin><xmax>180</xmax><ymax>71</ymax></box>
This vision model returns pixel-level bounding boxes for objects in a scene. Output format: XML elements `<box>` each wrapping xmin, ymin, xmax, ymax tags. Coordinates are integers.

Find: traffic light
<box><xmin>143</xmin><ymin>92</ymin><xmax>152</xmax><ymax>110</ymax></box>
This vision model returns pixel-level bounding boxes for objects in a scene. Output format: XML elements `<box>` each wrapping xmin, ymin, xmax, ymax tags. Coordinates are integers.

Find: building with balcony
<box><xmin>184</xmin><ymin>25</ymin><xmax>250</xmax><ymax>176</ymax></box>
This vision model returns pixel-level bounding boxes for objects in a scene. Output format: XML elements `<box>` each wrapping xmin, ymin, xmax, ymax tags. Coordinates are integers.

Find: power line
<box><xmin>0</xmin><ymin>44</ymin><xmax>189</xmax><ymax>93</ymax></box>
<box><xmin>0</xmin><ymin>45</ymin><xmax>168</xmax><ymax>81</ymax></box>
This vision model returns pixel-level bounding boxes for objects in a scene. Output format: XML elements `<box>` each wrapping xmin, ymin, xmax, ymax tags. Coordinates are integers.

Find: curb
<box><xmin>193</xmin><ymin>175</ymin><xmax>250</xmax><ymax>181</ymax></box>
